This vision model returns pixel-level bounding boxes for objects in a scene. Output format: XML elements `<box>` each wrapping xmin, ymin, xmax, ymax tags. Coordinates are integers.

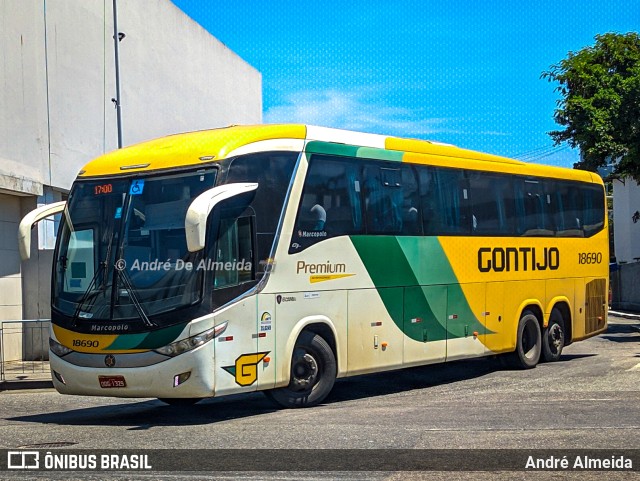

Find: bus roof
<box><xmin>78</xmin><ymin>124</ymin><xmax>600</xmax><ymax>184</ymax></box>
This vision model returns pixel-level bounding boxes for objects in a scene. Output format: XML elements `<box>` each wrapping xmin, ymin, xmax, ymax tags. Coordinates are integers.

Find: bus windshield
<box><xmin>53</xmin><ymin>169</ymin><xmax>216</xmax><ymax>323</ymax></box>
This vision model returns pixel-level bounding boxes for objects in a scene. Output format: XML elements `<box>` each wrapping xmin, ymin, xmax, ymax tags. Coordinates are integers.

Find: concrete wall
<box><xmin>611</xmin><ymin>261</ymin><xmax>640</xmax><ymax>312</ymax></box>
<box><xmin>612</xmin><ymin>178</ymin><xmax>640</xmax><ymax>264</ymax></box>
<box><xmin>0</xmin><ymin>194</ymin><xmax>23</xmax><ymax>322</ymax></box>
<box><xmin>0</xmin><ymin>0</ymin><xmax>262</xmax><ymax>330</ymax></box>
<box><xmin>1</xmin><ymin>0</ymin><xmax>262</xmax><ymax>193</ymax></box>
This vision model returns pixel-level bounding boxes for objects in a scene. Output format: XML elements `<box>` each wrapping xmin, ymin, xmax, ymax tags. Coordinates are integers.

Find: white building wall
<box><xmin>0</xmin><ymin>0</ymin><xmax>262</xmax><ymax>329</ymax></box>
<box><xmin>613</xmin><ymin>178</ymin><xmax>640</xmax><ymax>263</ymax></box>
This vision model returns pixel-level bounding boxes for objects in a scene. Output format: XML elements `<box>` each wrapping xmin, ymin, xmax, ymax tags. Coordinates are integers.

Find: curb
<box><xmin>0</xmin><ymin>380</ymin><xmax>54</xmax><ymax>391</ymax></box>
<box><xmin>609</xmin><ymin>310</ymin><xmax>640</xmax><ymax>321</ymax></box>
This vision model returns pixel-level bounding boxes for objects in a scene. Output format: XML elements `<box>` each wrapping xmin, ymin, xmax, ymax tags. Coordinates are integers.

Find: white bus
<box><xmin>19</xmin><ymin>124</ymin><xmax>608</xmax><ymax>407</ymax></box>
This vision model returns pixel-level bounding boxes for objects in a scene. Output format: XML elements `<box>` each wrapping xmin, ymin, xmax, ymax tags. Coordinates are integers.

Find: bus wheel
<box><xmin>158</xmin><ymin>398</ymin><xmax>202</xmax><ymax>406</ymax></box>
<box><xmin>541</xmin><ymin>308</ymin><xmax>565</xmax><ymax>362</ymax></box>
<box><xmin>264</xmin><ymin>331</ymin><xmax>336</xmax><ymax>408</ymax></box>
<box><xmin>509</xmin><ymin>310</ymin><xmax>541</xmax><ymax>369</ymax></box>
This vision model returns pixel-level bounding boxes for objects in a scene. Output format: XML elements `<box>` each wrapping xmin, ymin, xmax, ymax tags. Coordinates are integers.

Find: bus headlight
<box><xmin>49</xmin><ymin>337</ymin><xmax>73</xmax><ymax>357</ymax></box>
<box><xmin>154</xmin><ymin>322</ymin><xmax>228</xmax><ymax>357</ymax></box>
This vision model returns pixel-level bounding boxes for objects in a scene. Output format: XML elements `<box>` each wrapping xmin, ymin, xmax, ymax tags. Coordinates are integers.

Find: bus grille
<box><xmin>585</xmin><ymin>278</ymin><xmax>607</xmax><ymax>334</ymax></box>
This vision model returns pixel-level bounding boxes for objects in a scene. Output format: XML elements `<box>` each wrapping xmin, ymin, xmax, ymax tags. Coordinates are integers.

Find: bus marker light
<box><xmin>371</xmin><ymin>321</ymin><xmax>382</xmax><ymax>327</ymax></box>
<box><xmin>218</xmin><ymin>336</ymin><xmax>234</xmax><ymax>342</ymax></box>
<box><xmin>53</xmin><ymin>370</ymin><xmax>66</xmax><ymax>385</ymax></box>
<box><xmin>381</xmin><ymin>342</ymin><xmax>388</xmax><ymax>349</ymax></box>
<box><xmin>374</xmin><ymin>335</ymin><xmax>379</xmax><ymax>348</ymax></box>
<box><xmin>449</xmin><ymin>314</ymin><xmax>458</xmax><ymax>320</ymax></box>
<box><xmin>120</xmin><ymin>163</ymin><xmax>150</xmax><ymax>170</ymax></box>
<box><xmin>411</xmin><ymin>318</ymin><xmax>422</xmax><ymax>324</ymax></box>
<box><xmin>264</xmin><ymin>357</ymin><xmax>271</xmax><ymax>363</ymax></box>
<box><xmin>173</xmin><ymin>371</ymin><xmax>191</xmax><ymax>387</ymax></box>
<box><xmin>473</xmin><ymin>331</ymin><xmax>479</xmax><ymax>338</ymax></box>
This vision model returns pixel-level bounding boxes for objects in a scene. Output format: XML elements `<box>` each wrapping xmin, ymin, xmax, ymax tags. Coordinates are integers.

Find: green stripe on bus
<box><xmin>305</xmin><ymin>141</ymin><xmax>359</xmax><ymax>157</ymax></box>
<box><xmin>355</xmin><ymin>147</ymin><xmax>403</xmax><ymax>161</ymax></box>
<box><xmin>350</xmin><ymin>236</ymin><xmax>490</xmax><ymax>341</ymax></box>
<box><xmin>104</xmin><ymin>322</ymin><xmax>188</xmax><ymax>350</ymax></box>
<box><xmin>133</xmin><ymin>322</ymin><xmax>188</xmax><ymax>349</ymax></box>
<box><xmin>305</xmin><ymin>141</ymin><xmax>403</xmax><ymax>162</ymax></box>
<box><xmin>104</xmin><ymin>332</ymin><xmax>149</xmax><ymax>350</ymax></box>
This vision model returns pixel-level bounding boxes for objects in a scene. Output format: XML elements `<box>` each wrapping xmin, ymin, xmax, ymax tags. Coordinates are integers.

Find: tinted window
<box><xmin>583</xmin><ymin>184</ymin><xmax>605</xmax><ymax>237</ymax></box>
<box><xmin>418</xmin><ymin>166</ymin><xmax>471</xmax><ymax>235</ymax></box>
<box><xmin>469</xmin><ymin>172</ymin><xmax>516</xmax><ymax>235</ymax></box>
<box><xmin>225</xmin><ymin>152</ymin><xmax>298</xmax><ymax>272</ymax></box>
<box><xmin>290</xmin><ymin>156</ymin><xmax>364</xmax><ymax>252</ymax></box>
<box><xmin>515</xmin><ymin>178</ymin><xmax>555</xmax><ymax>236</ymax></box>
<box><xmin>363</xmin><ymin>163</ymin><xmax>421</xmax><ymax>235</ymax></box>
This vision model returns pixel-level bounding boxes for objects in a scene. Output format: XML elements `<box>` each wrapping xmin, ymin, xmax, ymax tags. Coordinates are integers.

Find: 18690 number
<box><xmin>578</xmin><ymin>252</ymin><xmax>602</xmax><ymax>264</ymax></box>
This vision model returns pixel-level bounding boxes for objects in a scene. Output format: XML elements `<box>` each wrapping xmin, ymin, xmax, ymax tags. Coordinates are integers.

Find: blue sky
<box><xmin>172</xmin><ymin>0</ymin><xmax>638</xmax><ymax>168</ymax></box>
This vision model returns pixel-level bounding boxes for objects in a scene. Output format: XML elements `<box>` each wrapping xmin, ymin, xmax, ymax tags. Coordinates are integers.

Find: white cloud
<box><xmin>264</xmin><ymin>89</ymin><xmax>454</xmax><ymax>137</ymax></box>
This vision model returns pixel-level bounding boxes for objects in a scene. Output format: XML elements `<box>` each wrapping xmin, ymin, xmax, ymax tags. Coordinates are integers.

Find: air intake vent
<box><xmin>585</xmin><ymin>278</ymin><xmax>607</xmax><ymax>334</ymax></box>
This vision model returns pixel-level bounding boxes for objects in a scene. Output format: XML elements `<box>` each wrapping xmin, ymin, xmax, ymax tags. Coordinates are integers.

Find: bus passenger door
<box><xmin>210</xmin><ymin>214</ymin><xmax>261</xmax><ymax>397</ymax></box>
<box><xmin>403</xmin><ymin>285</ymin><xmax>447</xmax><ymax>366</ymax></box>
<box><xmin>446</xmin><ymin>283</ymin><xmax>487</xmax><ymax>361</ymax></box>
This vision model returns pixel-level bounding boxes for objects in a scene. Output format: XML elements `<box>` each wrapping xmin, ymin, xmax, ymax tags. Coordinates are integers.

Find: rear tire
<box><xmin>541</xmin><ymin>308</ymin><xmax>565</xmax><ymax>362</ymax></box>
<box><xmin>264</xmin><ymin>331</ymin><xmax>336</xmax><ymax>408</ymax></box>
<box><xmin>508</xmin><ymin>310</ymin><xmax>541</xmax><ymax>369</ymax></box>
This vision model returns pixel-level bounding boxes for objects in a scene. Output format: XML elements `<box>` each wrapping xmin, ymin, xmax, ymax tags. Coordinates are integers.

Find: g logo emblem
<box><xmin>222</xmin><ymin>352</ymin><xmax>269</xmax><ymax>386</ymax></box>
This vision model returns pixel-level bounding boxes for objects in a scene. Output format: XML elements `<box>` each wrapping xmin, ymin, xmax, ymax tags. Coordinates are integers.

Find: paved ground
<box><xmin>0</xmin><ymin>315</ymin><xmax>638</xmax><ymax>480</ymax></box>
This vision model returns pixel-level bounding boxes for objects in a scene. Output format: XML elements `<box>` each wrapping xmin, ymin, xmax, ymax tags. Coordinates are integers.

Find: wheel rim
<box><xmin>547</xmin><ymin>323</ymin><xmax>563</xmax><ymax>355</ymax></box>
<box><xmin>522</xmin><ymin>319</ymin><xmax>539</xmax><ymax>361</ymax></box>
<box><xmin>290</xmin><ymin>349</ymin><xmax>319</xmax><ymax>392</ymax></box>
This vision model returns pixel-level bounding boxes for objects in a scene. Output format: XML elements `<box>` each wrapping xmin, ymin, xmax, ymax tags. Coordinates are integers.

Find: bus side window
<box><xmin>363</xmin><ymin>163</ymin><xmax>420</xmax><ymax>235</ymax></box>
<box><xmin>516</xmin><ymin>179</ymin><xmax>554</xmax><ymax>236</ymax></box>
<box><xmin>583</xmin><ymin>184</ymin><xmax>605</xmax><ymax>237</ymax></box>
<box><xmin>290</xmin><ymin>156</ymin><xmax>364</xmax><ymax>252</ymax></box>
<box><xmin>468</xmin><ymin>172</ymin><xmax>516</xmax><ymax>235</ymax></box>
<box><xmin>555</xmin><ymin>182</ymin><xmax>584</xmax><ymax>237</ymax></box>
<box><xmin>213</xmin><ymin>215</ymin><xmax>255</xmax><ymax>289</ymax></box>
<box><xmin>417</xmin><ymin>165</ymin><xmax>471</xmax><ymax>236</ymax></box>
<box><xmin>225</xmin><ymin>152</ymin><xmax>297</xmax><ymax>276</ymax></box>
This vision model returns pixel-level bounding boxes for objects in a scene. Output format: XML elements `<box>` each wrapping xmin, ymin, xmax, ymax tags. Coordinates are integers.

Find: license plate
<box><xmin>99</xmin><ymin>375</ymin><xmax>127</xmax><ymax>388</ymax></box>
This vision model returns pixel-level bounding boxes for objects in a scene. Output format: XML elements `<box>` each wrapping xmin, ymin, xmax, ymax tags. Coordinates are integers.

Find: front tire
<box><xmin>264</xmin><ymin>331</ymin><xmax>336</xmax><ymax>408</ymax></box>
<box><xmin>541</xmin><ymin>308</ymin><xmax>565</xmax><ymax>362</ymax></box>
<box><xmin>508</xmin><ymin>310</ymin><xmax>542</xmax><ymax>369</ymax></box>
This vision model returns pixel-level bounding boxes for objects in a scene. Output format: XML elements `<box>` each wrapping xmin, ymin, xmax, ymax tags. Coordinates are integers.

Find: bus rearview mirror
<box><xmin>18</xmin><ymin>201</ymin><xmax>67</xmax><ymax>261</ymax></box>
<box><xmin>185</xmin><ymin>182</ymin><xmax>258</xmax><ymax>252</ymax></box>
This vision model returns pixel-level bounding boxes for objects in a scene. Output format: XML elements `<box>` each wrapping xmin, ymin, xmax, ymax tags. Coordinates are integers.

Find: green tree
<box><xmin>542</xmin><ymin>32</ymin><xmax>640</xmax><ymax>181</ymax></box>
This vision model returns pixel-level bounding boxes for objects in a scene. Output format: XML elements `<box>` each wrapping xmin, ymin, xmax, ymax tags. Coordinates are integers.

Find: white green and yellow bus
<box><xmin>19</xmin><ymin>124</ymin><xmax>608</xmax><ymax>407</ymax></box>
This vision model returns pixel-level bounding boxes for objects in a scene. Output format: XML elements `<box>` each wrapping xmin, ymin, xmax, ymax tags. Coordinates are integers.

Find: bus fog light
<box><xmin>53</xmin><ymin>370</ymin><xmax>66</xmax><ymax>385</ymax></box>
<box><xmin>174</xmin><ymin>371</ymin><xmax>191</xmax><ymax>387</ymax></box>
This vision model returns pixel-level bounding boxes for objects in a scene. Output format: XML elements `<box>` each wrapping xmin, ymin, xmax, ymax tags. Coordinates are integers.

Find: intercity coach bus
<box><xmin>19</xmin><ymin>124</ymin><xmax>608</xmax><ymax>407</ymax></box>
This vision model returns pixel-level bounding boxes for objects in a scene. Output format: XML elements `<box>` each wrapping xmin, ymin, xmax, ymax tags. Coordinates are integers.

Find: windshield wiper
<box><xmin>69</xmin><ymin>261</ymin><xmax>106</xmax><ymax>327</ymax></box>
<box><xmin>116</xmin><ymin>268</ymin><xmax>156</xmax><ymax>328</ymax></box>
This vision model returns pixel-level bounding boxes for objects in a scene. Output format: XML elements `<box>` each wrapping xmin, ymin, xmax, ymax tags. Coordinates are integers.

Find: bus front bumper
<box><xmin>49</xmin><ymin>341</ymin><xmax>215</xmax><ymax>399</ymax></box>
